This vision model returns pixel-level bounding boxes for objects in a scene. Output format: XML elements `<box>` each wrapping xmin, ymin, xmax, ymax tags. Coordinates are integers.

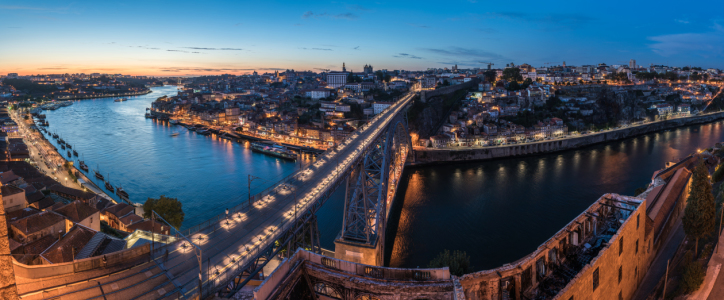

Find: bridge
<box><xmin>16</xmin><ymin>92</ymin><xmax>416</xmax><ymax>300</ymax></box>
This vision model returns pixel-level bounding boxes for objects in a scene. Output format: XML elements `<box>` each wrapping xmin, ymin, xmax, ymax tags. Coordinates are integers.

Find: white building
<box><xmin>326</xmin><ymin>72</ymin><xmax>348</xmax><ymax>88</ymax></box>
<box><xmin>304</xmin><ymin>89</ymin><xmax>331</xmax><ymax>100</ymax></box>
<box><xmin>373</xmin><ymin>102</ymin><xmax>393</xmax><ymax>114</ymax></box>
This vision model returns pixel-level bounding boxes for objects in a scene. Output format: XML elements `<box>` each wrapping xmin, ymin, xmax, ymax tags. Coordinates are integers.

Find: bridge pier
<box><xmin>334</xmin><ymin>235</ymin><xmax>383</xmax><ymax>266</ymax></box>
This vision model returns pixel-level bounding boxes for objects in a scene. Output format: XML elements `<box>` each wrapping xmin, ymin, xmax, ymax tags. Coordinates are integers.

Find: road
<box><xmin>16</xmin><ymin>92</ymin><xmax>417</xmax><ymax>299</ymax></box>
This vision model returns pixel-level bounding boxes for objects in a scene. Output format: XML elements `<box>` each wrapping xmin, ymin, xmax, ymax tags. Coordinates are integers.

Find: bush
<box><xmin>713</xmin><ymin>164</ymin><xmax>724</xmax><ymax>183</ymax></box>
<box><xmin>428</xmin><ymin>250</ymin><xmax>472</xmax><ymax>276</ymax></box>
<box><xmin>679</xmin><ymin>260</ymin><xmax>705</xmax><ymax>294</ymax></box>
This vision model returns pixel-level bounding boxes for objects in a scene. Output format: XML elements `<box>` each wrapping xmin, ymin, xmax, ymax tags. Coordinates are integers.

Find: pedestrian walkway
<box><xmin>632</xmin><ymin>219</ymin><xmax>685</xmax><ymax>300</ymax></box>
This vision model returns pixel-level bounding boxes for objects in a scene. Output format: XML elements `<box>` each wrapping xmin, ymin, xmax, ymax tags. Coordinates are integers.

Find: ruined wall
<box><xmin>553</xmin><ymin>200</ymin><xmax>650</xmax><ymax>300</ymax></box>
<box><xmin>458</xmin><ymin>194</ymin><xmax>651</xmax><ymax>300</ymax></box>
<box><xmin>413</xmin><ymin>111</ymin><xmax>724</xmax><ymax>164</ymax></box>
<box><xmin>0</xmin><ymin>193</ymin><xmax>20</xmax><ymax>300</ymax></box>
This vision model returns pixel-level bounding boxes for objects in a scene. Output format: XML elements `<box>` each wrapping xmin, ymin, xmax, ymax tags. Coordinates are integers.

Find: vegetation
<box><xmin>142</xmin><ymin>195</ymin><xmax>185</xmax><ymax>229</ymax></box>
<box><xmin>713</xmin><ymin>162</ymin><xmax>724</xmax><ymax>183</ymax></box>
<box><xmin>501</xmin><ymin>68</ymin><xmax>522</xmax><ymax>82</ymax></box>
<box><xmin>428</xmin><ymin>250</ymin><xmax>472</xmax><ymax>276</ymax></box>
<box><xmin>374</xmin><ymin>70</ymin><xmax>391</xmax><ymax>83</ymax></box>
<box><xmin>678</xmin><ymin>252</ymin><xmax>705</xmax><ymax>295</ymax></box>
<box><xmin>683</xmin><ymin>163</ymin><xmax>716</xmax><ymax>254</ymax></box>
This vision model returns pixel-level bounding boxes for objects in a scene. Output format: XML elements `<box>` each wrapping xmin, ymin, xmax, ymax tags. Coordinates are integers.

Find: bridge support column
<box><xmin>334</xmin><ymin>236</ymin><xmax>383</xmax><ymax>266</ymax></box>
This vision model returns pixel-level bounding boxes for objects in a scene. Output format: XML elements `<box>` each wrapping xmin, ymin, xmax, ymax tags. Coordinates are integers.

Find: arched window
<box><xmin>314</xmin><ymin>282</ymin><xmax>342</xmax><ymax>299</ymax></box>
<box><xmin>356</xmin><ymin>295</ymin><xmax>381</xmax><ymax>300</ymax></box>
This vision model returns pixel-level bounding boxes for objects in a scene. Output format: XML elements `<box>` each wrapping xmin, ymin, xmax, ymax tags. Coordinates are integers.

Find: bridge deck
<box><xmin>18</xmin><ymin>92</ymin><xmax>415</xmax><ymax>299</ymax></box>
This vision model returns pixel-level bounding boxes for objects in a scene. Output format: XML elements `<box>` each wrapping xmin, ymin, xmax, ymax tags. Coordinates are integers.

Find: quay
<box><xmin>55</xmin><ymin>89</ymin><xmax>151</xmax><ymax>100</ymax></box>
<box><xmin>413</xmin><ymin>109</ymin><xmax>724</xmax><ymax>165</ymax></box>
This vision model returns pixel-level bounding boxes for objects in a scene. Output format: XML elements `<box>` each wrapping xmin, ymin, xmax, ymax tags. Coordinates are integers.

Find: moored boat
<box><xmin>114</xmin><ymin>98</ymin><xmax>127</xmax><ymax>102</ymax></box>
<box><xmin>94</xmin><ymin>166</ymin><xmax>104</xmax><ymax>180</ymax></box>
<box><xmin>116</xmin><ymin>185</ymin><xmax>129</xmax><ymax>201</ymax></box>
<box><xmin>250</xmin><ymin>142</ymin><xmax>298</xmax><ymax>160</ymax></box>
<box><xmin>79</xmin><ymin>160</ymin><xmax>88</xmax><ymax>172</ymax></box>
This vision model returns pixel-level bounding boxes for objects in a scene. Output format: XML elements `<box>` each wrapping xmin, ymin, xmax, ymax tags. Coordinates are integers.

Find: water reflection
<box><xmin>386</xmin><ymin>120</ymin><xmax>724</xmax><ymax>270</ymax></box>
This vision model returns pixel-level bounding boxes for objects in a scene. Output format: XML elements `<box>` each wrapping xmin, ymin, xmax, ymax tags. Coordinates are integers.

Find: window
<box><xmin>619</xmin><ymin>237</ymin><xmax>624</xmax><ymax>256</ymax></box>
<box><xmin>635</xmin><ymin>239</ymin><xmax>639</xmax><ymax>254</ymax></box>
<box><xmin>636</xmin><ymin>214</ymin><xmax>640</xmax><ymax>229</ymax></box>
<box><xmin>593</xmin><ymin>268</ymin><xmax>600</xmax><ymax>291</ymax></box>
<box><xmin>321</xmin><ymin>257</ymin><xmax>337</xmax><ymax>269</ymax></box>
<box><xmin>618</xmin><ymin>265</ymin><xmax>622</xmax><ymax>283</ymax></box>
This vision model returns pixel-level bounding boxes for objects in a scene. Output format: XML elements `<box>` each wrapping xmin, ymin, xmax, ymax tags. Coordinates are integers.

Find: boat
<box><xmin>171</xmin><ymin>132</ymin><xmax>179</xmax><ymax>137</ymax></box>
<box><xmin>169</xmin><ymin>119</ymin><xmax>180</xmax><ymax>125</ymax></box>
<box><xmin>94</xmin><ymin>166</ymin><xmax>104</xmax><ymax>180</ymax></box>
<box><xmin>79</xmin><ymin>160</ymin><xmax>88</xmax><ymax>172</ymax></box>
<box><xmin>105</xmin><ymin>181</ymin><xmax>114</xmax><ymax>193</ymax></box>
<box><xmin>60</xmin><ymin>144</ymin><xmax>66</xmax><ymax>150</ymax></box>
<box><xmin>67</xmin><ymin>150</ymin><xmax>71</xmax><ymax>157</ymax></box>
<box><xmin>114</xmin><ymin>98</ymin><xmax>127</xmax><ymax>102</ymax></box>
<box><xmin>116</xmin><ymin>185</ymin><xmax>129</xmax><ymax>201</ymax></box>
<box><xmin>73</xmin><ymin>147</ymin><xmax>78</xmax><ymax>156</ymax></box>
<box><xmin>67</xmin><ymin>144</ymin><xmax>72</xmax><ymax>149</ymax></box>
<box><xmin>250</xmin><ymin>142</ymin><xmax>298</xmax><ymax>161</ymax></box>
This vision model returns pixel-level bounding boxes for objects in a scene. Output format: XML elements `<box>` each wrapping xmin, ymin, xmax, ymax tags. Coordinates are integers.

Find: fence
<box><xmin>13</xmin><ymin>244</ymin><xmax>150</xmax><ymax>279</ymax></box>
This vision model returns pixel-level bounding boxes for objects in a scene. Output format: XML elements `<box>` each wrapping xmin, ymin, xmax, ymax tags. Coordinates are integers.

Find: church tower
<box><xmin>342</xmin><ymin>62</ymin><xmax>346</xmax><ymax>72</ymax></box>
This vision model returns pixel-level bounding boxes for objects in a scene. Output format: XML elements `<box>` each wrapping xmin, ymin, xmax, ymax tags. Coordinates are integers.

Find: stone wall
<box><xmin>0</xmin><ymin>193</ymin><xmax>20</xmax><ymax>300</ymax></box>
<box><xmin>421</xmin><ymin>79</ymin><xmax>481</xmax><ymax>103</ymax></box>
<box><xmin>413</xmin><ymin>111</ymin><xmax>724</xmax><ymax>165</ymax></box>
<box><xmin>458</xmin><ymin>194</ymin><xmax>651</xmax><ymax>300</ymax></box>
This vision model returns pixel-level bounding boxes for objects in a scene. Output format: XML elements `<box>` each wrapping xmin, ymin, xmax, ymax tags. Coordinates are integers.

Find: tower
<box><xmin>629</xmin><ymin>59</ymin><xmax>636</xmax><ymax>69</ymax></box>
<box><xmin>342</xmin><ymin>62</ymin><xmax>346</xmax><ymax>72</ymax></box>
<box><xmin>562</xmin><ymin>61</ymin><xmax>566</xmax><ymax>67</ymax></box>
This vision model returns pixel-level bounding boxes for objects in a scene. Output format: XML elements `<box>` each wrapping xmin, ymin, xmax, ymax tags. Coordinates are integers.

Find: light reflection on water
<box><xmin>386</xmin><ymin>120</ymin><xmax>724</xmax><ymax>270</ymax></box>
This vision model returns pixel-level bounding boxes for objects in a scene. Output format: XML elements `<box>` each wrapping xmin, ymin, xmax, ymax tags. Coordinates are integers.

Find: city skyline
<box><xmin>2</xmin><ymin>0</ymin><xmax>723</xmax><ymax>76</ymax></box>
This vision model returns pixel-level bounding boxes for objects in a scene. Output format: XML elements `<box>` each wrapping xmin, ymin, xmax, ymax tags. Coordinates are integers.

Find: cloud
<box><xmin>182</xmin><ymin>47</ymin><xmax>243</xmax><ymax>51</ymax></box>
<box><xmin>0</xmin><ymin>4</ymin><xmax>73</xmax><ymax>14</ymax></box>
<box><xmin>234</xmin><ymin>23</ymin><xmax>243</xmax><ymax>26</ymax></box>
<box><xmin>353</xmin><ymin>46</ymin><xmax>360</xmax><ymax>50</ymax></box>
<box><xmin>675</xmin><ymin>19</ymin><xmax>689</xmax><ymax>24</ymax></box>
<box><xmin>159</xmin><ymin>67</ymin><xmax>285</xmax><ymax>73</ymax></box>
<box><xmin>7</xmin><ymin>26</ymin><xmax>21</xmax><ymax>29</ymax></box>
<box><xmin>393</xmin><ymin>53</ymin><xmax>423</xmax><ymax>59</ymax></box>
<box><xmin>476</xmin><ymin>28</ymin><xmax>496</xmax><ymax>33</ymax></box>
<box><xmin>419</xmin><ymin>47</ymin><xmax>510</xmax><ymax>66</ymax></box>
<box><xmin>294</xmin><ymin>23</ymin><xmax>303</xmax><ymax>26</ymax></box>
<box><xmin>302</xmin><ymin>11</ymin><xmax>358</xmax><ymax>20</ymax></box>
<box><xmin>407</xmin><ymin>23</ymin><xmax>430</xmax><ymax>28</ymax></box>
<box><xmin>38</xmin><ymin>67</ymin><xmax>67</xmax><ymax>70</ymax></box>
<box><xmin>299</xmin><ymin>47</ymin><xmax>333</xmax><ymax>51</ymax></box>
<box><xmin>648</xmin><ymin>24</ymin><xmax>724</xmax><ymax>58</ymax></box>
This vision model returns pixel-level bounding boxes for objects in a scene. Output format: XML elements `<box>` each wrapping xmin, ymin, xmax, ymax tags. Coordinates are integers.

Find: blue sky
<box><xmin>1</xmin><ymin>0</ymin><xmax>723</xmax><ymax>76</ymax></box>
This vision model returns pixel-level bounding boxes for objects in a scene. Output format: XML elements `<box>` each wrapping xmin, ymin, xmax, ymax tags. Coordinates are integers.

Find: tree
<box><xmin>428</xmin><ymin>250</ymin><xmax>472</xmax><ymax>276</ymax></box>
<box><xmin>483</xmin><ymin>70</ymin><xmax>496</xmax><ymax>83</ymax></box>
<box><xmin>143</xmin><ymin>195</ymin><xmax>185</xmax><ymax>229</ymax></box>
<box><xmin>502</xmin><ymin>68</ymin><xmax>522</xmax><ymax>82</ymax></box>
<box><xmin>679</xmin><ymin>252</ymin><xmax>705</xmax><ymax>294</ymax></box>
<box><xmin>683</xmin><ymin>163</ymin><xmax>716</xmax><ymax>255</ymax></box>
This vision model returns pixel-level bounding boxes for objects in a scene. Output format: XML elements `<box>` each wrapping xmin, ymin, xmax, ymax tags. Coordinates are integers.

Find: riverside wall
<box><xmin>413</xmin><ymin>111</ymin><xmax>724</xmax><ymax>165</ymax></box>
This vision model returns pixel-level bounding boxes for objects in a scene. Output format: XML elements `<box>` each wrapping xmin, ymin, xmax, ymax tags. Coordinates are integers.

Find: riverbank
<box><xmin>410</xmin><ymin>110</ymin><xmax>724</xmax><ymax>165</ymax></box>
<box><xmin>55</xmin><ymin>89</ymin><xmax>152</xmax><ymax>100</ymax></box>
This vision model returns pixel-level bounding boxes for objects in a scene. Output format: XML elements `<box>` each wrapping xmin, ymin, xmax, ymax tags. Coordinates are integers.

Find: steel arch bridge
<box><xmin>166</xmin><ymin>92</ymin><xmax>417</xmax><ymax>299</ymax></box>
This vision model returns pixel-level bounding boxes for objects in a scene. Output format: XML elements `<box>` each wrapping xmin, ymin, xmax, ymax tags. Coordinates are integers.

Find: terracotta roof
<box><xmin>126</xmin><ymin>219</ymin><xmax>170</xmax><ymax>235</ymax></box>
<box><xmin>40</xmin><ymin>225</ymin><xmax>97</xmax><ymax>264</ymax></box>
<box><xmin>8</xmin><ymin>237</ymin><xmax>22</xmax><ymax>252</ymax></box>
<box><xmin>54</xmin><ymin>201</ymin><xmax>99</xmax><ymax>223</ymax></box>
<box><xmin>103</xmin><ymin>203</ymin><xmax>135</xmax><ymax>219</ymax></box>
<box><xmin>18</xmin><ymin>234</ymin><xmax>56</xmax><ymax>255</ymax></box>
<box><xmin>0</xmin><ymin>171</ymin><xmax>19</xmax><ymax>184</ymax></box>
<box><xmin>26</xmin><ymin>191</ymin><xmax>45</xmax><ymax>204</ymax></box>
<box><xmin>6</xmin><ymin>207</ymin><xmax>41</xmax><ymax>222</ymax></box>
<box><xmin>1</xmin><ymin>184</ymin><xmax>25</xmax><ymax>197</ymax></box>
<box><xmin>119</xmin><ymin>213</ymin><xmax>143</xmax><ymax>226</ymax></box>
<box><xmin>10</xmin><ymin>211</ymin><xmax>66</xmax><ymax>235</ymax></box>
<box><xmin>48</xmin><ymin>184</ymin><xmax>96</xmax><ymax>200</ymax></box>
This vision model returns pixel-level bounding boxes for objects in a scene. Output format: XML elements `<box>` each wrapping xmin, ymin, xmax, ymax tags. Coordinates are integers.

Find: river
<box><xmin>40</xmin><ymin>86</ymin><xmax>724</xmax><ymax>271</ymax></box>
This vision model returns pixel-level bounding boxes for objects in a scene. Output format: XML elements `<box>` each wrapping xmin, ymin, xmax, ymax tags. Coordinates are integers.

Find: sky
<box><xmin>1</xmin><ymin>0</ymin><xmax>723</xmax><ymax>76</ymax></box>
